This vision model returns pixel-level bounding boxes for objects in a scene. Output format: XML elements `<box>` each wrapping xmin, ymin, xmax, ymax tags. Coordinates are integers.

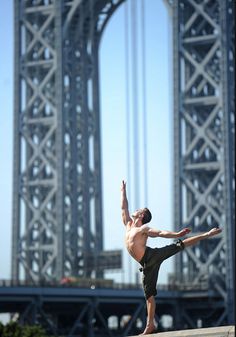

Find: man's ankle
<box><xmin>146</xmin><ymin>320</ymin><xmax>156</xmax><ymax>328</ymax></box>
<box><xmin>149</xmin><ymin>318</ymin><xmax>157</xmax><ymax>324</ymax></box>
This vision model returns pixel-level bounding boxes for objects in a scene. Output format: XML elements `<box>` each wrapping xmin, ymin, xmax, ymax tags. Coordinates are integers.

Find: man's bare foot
<box><xmin>207</xmin><ymin>228</ymin><xmax>222</xmax><ymax>237</ymax></box>
<box><xmin>139</xmin><ymin>322</ymin><xmax>157</xmax><ymax>335</ymax></box>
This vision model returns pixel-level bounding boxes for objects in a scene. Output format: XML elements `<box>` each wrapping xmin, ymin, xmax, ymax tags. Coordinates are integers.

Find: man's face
<box><xmin>132</xmin><ymin>209</ymin><xmax>144</xmax><ymax>219</ymax></box>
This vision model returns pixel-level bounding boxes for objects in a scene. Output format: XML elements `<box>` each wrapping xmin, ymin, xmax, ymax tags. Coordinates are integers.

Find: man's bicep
<box><xmin>148</xmin><ymin>228</ymin><xmax>161</xmax><ymax>237</ymax></box>
<box><xmin>122</xmin><ymin>208</ymin><xmax>131</xmax><ymax>225</ymax></box>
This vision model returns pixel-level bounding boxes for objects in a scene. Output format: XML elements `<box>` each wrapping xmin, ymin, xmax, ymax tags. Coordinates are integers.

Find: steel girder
<box><xmin>170</xmin><ymin>0</ymin><xmax>235</xmax><ymax>325</ymax></box>
<box><xmin>5</xmin><ymin>287</ymin><xmax>147</xmax><ymax>337</ymax></box>
<box><xmin>12</xmin><ymin>0</ymin><xmax>124</xmax><ymax>284</ymax></box>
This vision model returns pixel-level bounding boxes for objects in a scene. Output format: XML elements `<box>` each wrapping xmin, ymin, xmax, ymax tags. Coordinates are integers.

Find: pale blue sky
<box><xmin>0</xmin><ymin>1</ymin><xmax>14</xmax><ymax>281</ymax></box>
<box><xmin>0</xmin><ymin>0</ymin><xmax>174</xmax><ymax>285</ymax></box>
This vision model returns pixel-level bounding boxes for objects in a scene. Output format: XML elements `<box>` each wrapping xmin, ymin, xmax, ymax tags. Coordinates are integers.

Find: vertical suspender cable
<box><xmin>141</xmin><ymin>0</ymin><xmax>148</xmax><ymax>206</ymax></box>
<box><xmin>125</xmin><ymin>0</ymin><xmax>132</xmax><ymax>284</ymax></box>
<box><xmin>89</xmin><ymin>0</ymin><xmax>97</xmax><ymax>277</ymax></box>
<box><xmin>125</xmin><ymin>0</ymin><xmax>131</xmax><ymax>208</ymax></box>
<box><xmin>131</xmin><ymin>0</ymin><xmax>140</xmax><ymax>210</ymax></box>
<box><xmin>124</xmin><ymin>0</ymin><xmax>146</xmax><ymax>284</ymax></box>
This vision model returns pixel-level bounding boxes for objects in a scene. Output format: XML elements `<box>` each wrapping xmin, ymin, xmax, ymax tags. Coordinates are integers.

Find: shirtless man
<box><xmin>121</xmin><ymin>180</ymin><xmax>222</xmax><ymax>335</ymax></box>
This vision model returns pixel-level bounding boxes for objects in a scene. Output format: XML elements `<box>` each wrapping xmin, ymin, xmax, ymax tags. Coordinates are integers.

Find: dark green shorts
<box><xmin>139</xmin><ymin>240</ymin><xmax>185</xmax><ymax>299</ymax></box>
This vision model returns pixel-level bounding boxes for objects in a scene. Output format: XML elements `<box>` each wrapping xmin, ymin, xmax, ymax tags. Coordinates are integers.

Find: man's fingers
<box><xmin>121</xmin><ymin>180</ymin><xmax>126</xmax><ymax>190</ymax></box>
<box><xmin>182</xmin><ymin>228</ymin><xmax>191</xmax><ymax>235</ymax></box>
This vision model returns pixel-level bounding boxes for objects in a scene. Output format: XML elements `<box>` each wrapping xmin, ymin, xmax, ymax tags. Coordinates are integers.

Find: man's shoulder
<box><xmin>140</xmin><ymin>224</ymin><xmax>149</xmax><ymax>231</ymax></box>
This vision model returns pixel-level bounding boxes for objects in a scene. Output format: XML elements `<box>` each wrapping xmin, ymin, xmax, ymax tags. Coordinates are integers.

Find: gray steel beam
<box><xmin>168</xmin><ymin>0</ymin><xmax>235</xmax><ymax>326</ymax></box>
<box><xmin>219</xmin><ymin>0</ymin><xmax>235</xmax><ymax>324</ymax></box>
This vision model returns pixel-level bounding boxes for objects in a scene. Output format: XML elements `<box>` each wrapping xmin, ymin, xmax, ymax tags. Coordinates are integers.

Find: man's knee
<box><xmin>146</xmin><ymin>294</ymin><xmax>156</xmax><ymax>303</ymax></box>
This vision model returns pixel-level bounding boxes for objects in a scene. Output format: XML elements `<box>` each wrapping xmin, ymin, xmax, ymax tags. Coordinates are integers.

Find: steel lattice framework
<box><xmin>169</xmin><ymin>0</ymin><xmax>235</xmax><ymax>325</ymax></box>
<box><xmin>12</xmin><ymin>0</ymin><xmax>124</xmax><ymax>284</ymax></box>
<box><xmin>12</xmin><ymin>0</ymin><xmax>234</xmax><ymax>331</ymax></box>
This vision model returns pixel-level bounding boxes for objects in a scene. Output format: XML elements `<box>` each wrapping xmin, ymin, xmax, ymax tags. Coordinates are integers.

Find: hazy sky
<box><xmin>0</xmin><ymin>0</ymin><xmax>174</xmax><ymax>286</ymax></box>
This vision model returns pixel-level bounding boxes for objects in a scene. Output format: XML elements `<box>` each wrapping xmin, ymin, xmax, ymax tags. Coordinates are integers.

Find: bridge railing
<box><xmin>0</xmin><ymin>278</ymin><xmax>209</xmax><ymax>291</ymax></box>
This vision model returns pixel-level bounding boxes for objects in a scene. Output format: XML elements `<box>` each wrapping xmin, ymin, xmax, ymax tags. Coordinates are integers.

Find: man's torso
<box><xmin>125</xmin><ymin>223</ymin><xmax>148</xmax><ymax>262</ymax></box>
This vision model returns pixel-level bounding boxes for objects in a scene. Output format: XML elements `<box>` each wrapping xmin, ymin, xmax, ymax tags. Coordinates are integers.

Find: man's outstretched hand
<box><xmin>121</xmin><ymin>180</ymin><xmax>126</xmax><ymax>191</ymax></box>
<box><xmin>177</xmin><ymin>228</ymin><xmax>191</xmax><ymax>237</ymax></box>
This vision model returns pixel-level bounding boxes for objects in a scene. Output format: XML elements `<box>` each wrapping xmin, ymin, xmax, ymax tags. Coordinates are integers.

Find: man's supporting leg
<box><xmin>183</xmin><ymin>227</ymin><xmax>222</xmax><ymax>248</ymax></box>
<box><xmin>140</xmin><ymin>296</ymin><xmax>157</xmax><ymax>335</ymax></box>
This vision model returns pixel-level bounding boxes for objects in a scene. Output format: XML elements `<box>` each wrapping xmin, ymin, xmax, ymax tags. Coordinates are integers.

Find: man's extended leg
<box><xmin>183</xmin><ymin>227</ymin><xmax>222</xmax><ymax>247</ymax></box>
<box><xmin>140</xmin><ymin>228</ymin><xmax>221</xmax><ymax>335</ymax></box>
<box><xmin>140</xmin><ymin>296</ymin><xmax>157</xmax><ymax>335</ymax></box>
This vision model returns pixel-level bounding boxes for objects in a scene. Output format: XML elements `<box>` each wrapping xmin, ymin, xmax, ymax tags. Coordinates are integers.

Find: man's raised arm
<box><xmin>121</xmin><ymin>180</ymin><xmax>131</xmax><ymax>225</ymax></box>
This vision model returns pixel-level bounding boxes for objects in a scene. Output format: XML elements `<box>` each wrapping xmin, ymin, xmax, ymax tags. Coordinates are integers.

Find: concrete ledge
<box><xmin>129</xmin><ymin>325</ymin><xmax>235</xmax><ymax>337</ymax></box>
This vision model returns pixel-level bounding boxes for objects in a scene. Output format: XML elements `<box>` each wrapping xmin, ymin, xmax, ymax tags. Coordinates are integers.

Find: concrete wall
<box><xmin>129</xmin><ymin>325</ymin><xmax>235</xmax><ymax>337</ymax></box>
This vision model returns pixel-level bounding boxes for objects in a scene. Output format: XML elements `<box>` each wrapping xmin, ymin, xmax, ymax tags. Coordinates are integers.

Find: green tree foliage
<box><xmin>0</xmin><ymin>321</ymin><xmax>48</xmax><ymax>337</ymax></box>
<box><xmin>2</xmin><ymin>321</ymin><xmax>22</xmax><ymax>337</ymax></box>
<box><xmin>0</xmin><ymin>321</ymin><xmax>4</xmax><ymax>335</ymax></box>
<box><xmin>22</xmin><ymin>325</ymin><xmax>48</xmax><ymax>337</ymax></box>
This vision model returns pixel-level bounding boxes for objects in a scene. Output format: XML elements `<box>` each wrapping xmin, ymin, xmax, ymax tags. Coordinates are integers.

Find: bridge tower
<box><xmin>168</xmin><ymin>0</ymin><xmax>235</xmax><ymax>326</ymax></box>
<box><xmin>12</xmin><ymin>0</ymin><xmax>123</xmax><ymax>284</ymax></box>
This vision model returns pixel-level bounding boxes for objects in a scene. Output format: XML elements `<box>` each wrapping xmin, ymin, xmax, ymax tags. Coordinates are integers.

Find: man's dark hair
<box><xmin>142</xmin><ymin>208</ymin><xmax>152</xmax><ymax>224</ymax></box>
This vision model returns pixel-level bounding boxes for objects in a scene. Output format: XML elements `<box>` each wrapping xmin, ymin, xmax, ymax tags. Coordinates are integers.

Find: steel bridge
<box><xmin>0</xmin><ymin>280</ymin><xmax>225</xmax><ymax>336</ymax></box>
<box><xmin>3</xmin><ymin>0</ymin><xmax>235</xmax><ymax>336</ymax></box>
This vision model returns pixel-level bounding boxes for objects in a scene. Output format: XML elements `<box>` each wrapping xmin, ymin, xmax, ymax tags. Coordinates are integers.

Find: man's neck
<box><xmin>132</xmin><ymin>219</ymin><xmax>142</xmax><ymax>227</ymax></box>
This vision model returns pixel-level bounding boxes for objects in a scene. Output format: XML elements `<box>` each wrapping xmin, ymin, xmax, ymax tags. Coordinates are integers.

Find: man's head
<box><xmin>142</xmin><ymin>208</ymin><xmax>152</xmax><ymax>224</ymax></box>
<box><xmin>132</xmin><ymin>208</ymin><xmax>152</xmax><ymax>225</ymax></box>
